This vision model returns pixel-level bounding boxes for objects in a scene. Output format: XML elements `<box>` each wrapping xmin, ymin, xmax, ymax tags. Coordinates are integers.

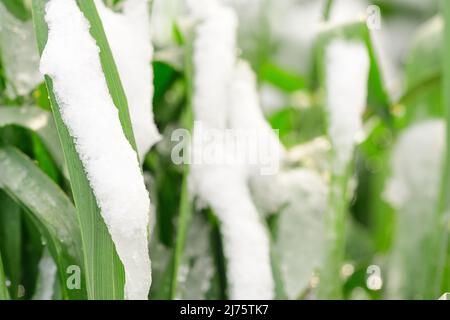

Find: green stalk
<box><xmin>322</xmin><ymin>0</ymin><xmax>334</xmax><ymax>21</ymax></box>
<box><xmin>0</xmin><ymin>0</ymin><xmax>30</xmax><ymax>21</ymax></box>
<box><xmin>434</xmin><ymin>0</ymin><xmax>450</xmax><ymax>296</ymax></box>
<box><xmin>168</xmin><ymin>171</ymin><xmax>191</xmax><ymax>298</ymax></box>
<box><xmin>168</xmin><ymin>33</ymin><xmax>194</xmax><ymax>299</ymax></box>
<box><xmin>317</xmin><ymin>173</ymin><xmax>349</xmax><ymax>299</ymax></box>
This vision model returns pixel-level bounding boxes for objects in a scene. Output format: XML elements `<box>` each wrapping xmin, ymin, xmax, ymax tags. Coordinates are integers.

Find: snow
<box><xmin>151</xmin><ymin>0</ymin><xmax>185</xmax><ymax>47</ymax></box>
<box><xmin>228</xmin><ymin>60</ymin><xmax>284</xmax><ymax>176</ymax></box>
<box><xmin>32</xmin><ymin>249</ymin><xmax>57</xmax><ymax>300</ymax></box>
<box><xmin>325</xmin><ymin>40</ymin><xmax>369</xmax><ymax>172</ymax></box>
<box><xmin>40</xmin><ymin>0</ymin><xmax>151</xmax><ymax>300</ymax></box>
<box><xmin>96</xmin><ymin>0</ymin><xmax>161</xmax><ymax>161</ymax></box>
<box><xmin>268</xmin><ymin>0</ymin><xmax>368</xmax><ymax>74</ymax></box>
<box><xmin>175</xmin><ymin>213</ymin><xmax>215</xmax><ymax>299</ymax></box>
<box><xmin>383</xmin><ymin>120</ymin><xmax>445</xmax><ymax>298</ymax></box>
<box><xmin>189</xmin><ymin>0</ymin><xmax>275</xmax><ymax>299</ymax></box>
<box><xmin>190</xmin><ymin>166</ymin><xmax>274</xmax><ymax>299</ymax></box>
<box><xmin>190</xmin><ymin>0</ymin><xmax>237</xmax><ymax>130</ymax></box>
<box><xmin>384</xmin><ymin>120</ymin><xmax>444</xmax><ymax>211</ymax></box>
<box><xmin>275</xmin><ymin>169</ymin><xmax>327</xmax><ymax>299</ymax></box>
<box><xmin>0</xmin><ymin>3</ymin><xmax>42</xmax><ymax>98</ymax></box>
<box><xmin>250</xmin><ymin>168</ymin><xmax>328</xmax><ymax>300</ymax></box>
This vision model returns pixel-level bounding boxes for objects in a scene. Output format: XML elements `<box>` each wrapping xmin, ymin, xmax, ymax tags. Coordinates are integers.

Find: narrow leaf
<box><xmin>0</xmin><ymin>106</ymin><xmax>64</xmax><ymax>171</ymax></box>
<box><xmin>32</xmin><ymin>0</ymin><xmax>149</xmax><ymax>299</ymax></box>
<box><xmin>0</xmin><ymin>146</ymin><xmax>85</xmax><ymax>299</ymax></box>
<box><xmin>0</xmin><ymin>191</ymin><xmax>22</xmax><ymax>299</ymax></box>
<box><xmin>0</xmin><ymin>251</ymin><xmax>9</xmax><ymax>300</ymax></box>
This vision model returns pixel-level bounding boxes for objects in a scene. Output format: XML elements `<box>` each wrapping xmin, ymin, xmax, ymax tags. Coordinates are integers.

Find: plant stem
<box><xmin>322</xmin><ymin>0</ymin><xmax>334</xmax><ymax>21</ymax></box>
<box><xmin>434</xmin><ymin>0</ymin><xmax>450</xmax><ymax>296</ymax></box>
<box><xmin>168</xmin><ymin>31</ymin><xmax>194</xmax><ymax>299</ymax></box>
<box><xmin>317</xmin><ymin>173</ymin><xmax>348</xmax><ymax>299</ymax></box>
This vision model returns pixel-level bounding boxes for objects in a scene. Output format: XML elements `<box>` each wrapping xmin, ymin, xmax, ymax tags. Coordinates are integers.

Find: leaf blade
<box><xmin>0</xmin><ymin>146</ymin><xmax>85</xmax><ymax>299</ymax></box>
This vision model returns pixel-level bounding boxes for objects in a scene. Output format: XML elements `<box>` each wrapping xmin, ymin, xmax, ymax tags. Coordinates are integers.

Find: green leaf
<box><xmin>0</xmin><ymin>146</ymin><xmax>85</xmax><ymax>299</ymax></box>
<box><xmin>32</xmin><ymin>0</ymin><xmax>143</xmax><ymax>299</ymax></box>
<box><xmin>0</xmin><ymin>191</ymin><xmax>22</xmax><ymax>299</ymax></box>
<box><xmin>398</xmin><ymin>16</ymin><xmax>443</xmax><ymax>127</ymax></box>
<box><xmin>259</xmin><ymin>62</ymin><xmax>306</xmax><ymax>92</ymax></box>
<box><xmin>0</xmin><ymin>0</ymin><xmax>30</xmax><ymax>21</ymax></box>
<box><xmin>356</xmin><ymin>121</ymin><xmax>395</xmax><ymax>253</ymax></box>
<box><xmin>75</xmin><ymin>0</ymin><xmax>138</xmax><ymax>150</ymax></box>
<box><xmin>167</xmin><ymin>32</ymin><xmax>194</xmax><ymax>299</ymax></box>
<box><xmin>21</xmin><ymin>216</ymin><xmax>45</xmax><ymax>300</ymax></box>
<box><xmin>268</xmin><ymin>106</ymin><xmax>326</xmax><ymax>147</ymax></box>
<box><xmin>0</xmin><ymin>106</ymin><xmax>64</xmax><ymax>172</ymax></box>
<box><xmin>0</xmin><ymin>251</ymin><xmax>9</xmax><ymax>300</ymax></box>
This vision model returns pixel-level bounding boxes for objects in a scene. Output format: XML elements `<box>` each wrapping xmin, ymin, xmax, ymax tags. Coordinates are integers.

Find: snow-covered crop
<box><xmin>0</xmin><ymin>0</ymin><xmax>449</xmax><ymax>301</ymax></box>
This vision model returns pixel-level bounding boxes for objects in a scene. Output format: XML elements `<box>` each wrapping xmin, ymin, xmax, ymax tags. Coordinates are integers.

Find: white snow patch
<box><xmin>228</xmin><ymin>60</ymin><xmax>284</xmax><ymax>176</ymax></box>
<box><xmin>175</xmin><ymin>213</ymin><xmax>215</xmax><ymax>299</ymax></box>
<box><xmin>96</xmin><ymin>0</ymin><xmax>161</xmax><ymax>161</ymax></box>
<box><xmin>151</xmin><ymin>0</ymin><xmax>185</xmax><ymax>47</ymax></box>
<box><xmin>40</xmin><ymin>0</ymin><xmax>151</xmax><ymax>300</ymax></box>
<box><xmin>190</xmin><ymin>165</ymin><xmax>274</xmax><ymax>299</ymax></box>
<box><xmin>0</xmin><ymin>3</ymin><xmax>43</xmax><ymax>98</ymax></box>
<box><xmin>269</xmin><ymin>0</ymin><xmax>367</xmax><ymax>74</ymax></box>
<box><xmin>325</xmin><ymin>40</ymin><xmax>369</xmax><ymax>172</ymax></box>
<box><xmin>384</xmin><ymin>120</ymin><xmax>445</xmax><ymax>210</ymax></box>
<box><xmin>32</xmin><ymin>249</ymin><xmax>57</xmax><ymax>300</ymax></box>
<box><xmin>276</xmin><ymin>169</ymin><xmax>327</xmax><ymax>299</ymax></box>
<box><xmin>189</xmin><ymin>0</ymin><xmax>237</xmax><ymax>130</ymax></box>
<box><xmin>189</xmin><ymin>1</ymin><xmax>275</xmax><ymax>299</ymax></box>
<box><xmin>383</xmin><ymin>119</ymin><xmax>445</xmax><ymax>298</ymax></box>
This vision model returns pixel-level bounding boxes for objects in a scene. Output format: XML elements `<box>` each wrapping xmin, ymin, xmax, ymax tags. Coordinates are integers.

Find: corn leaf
<box><xmin>32</xmin><ymin>0</ymin><xmax>141</xmax><ymax>299</ymax></box>
<box><xmin>0</xmin><ymin>191</ymin><xmax>22</xmax><ymax>299</ymax></box>
<box><xmin>0</xmin><ymin>146</ymin><xmax>85</xmax><ymax>299</ymax></box>
<box><xmin>167</xmin><ymin>33</ymin><xmax>194</xmax><ymax>299</ymax></box>
<box><xmin>0</xmin><ymin>106</ymin><xmax>64</xmax><ymax>172</ymax></box>
<box><xmin>0</xmin><ymin>251</ymin><xmax>9</xmax><ymax>300</ymax></box>
<box><xmin>0</xmin><ymin>0</ymin><xmax>30</xmax><ymax>22</ymax></box>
